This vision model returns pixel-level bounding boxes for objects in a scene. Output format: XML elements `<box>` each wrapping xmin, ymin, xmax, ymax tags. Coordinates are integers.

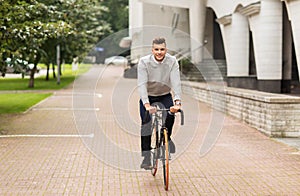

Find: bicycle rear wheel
<box><xmin>162</xmin><ymin>128</ymin><xmax>169</xmax><ymax>190</ymax></box>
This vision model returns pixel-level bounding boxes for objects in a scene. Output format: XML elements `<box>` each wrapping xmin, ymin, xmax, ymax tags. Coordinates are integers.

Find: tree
<box><xmin>40</xmin><ymin>0</ymin><xmax>112</xmax><ymax>80</ymax></box>
<box><xmin>57</xmin><ymin>0</ymin><xmax>111</xmax><ymax>62</ymax></box>
<box><xmin>0</xmin><ymin>0</ymin><xmax>73</xmax><ymax>87</ymax></box>
<box><xmin>0</xmin><ymin>0</ymin><xmax>111</xmax><ymax>87</ymax></box>
<box><xmin>100</xmin><ymin>0</ymin><xmax>129</xmax><ymax>32</ymax></box>
<box><xmin>97</xmin><ymin>0</ymin><xmax>129</xmax><ymax>59</ymax></box>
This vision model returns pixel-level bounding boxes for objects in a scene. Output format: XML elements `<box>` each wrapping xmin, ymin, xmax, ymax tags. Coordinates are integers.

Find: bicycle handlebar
<box><xmin>179</xmin><ymin>109</ymin><xmax>184</xmax><ymax>126</ymax></box>
<box><xmin>145</xmin><ymin>108</ymin><xmax>184</xmax><ymax>126</ymax></box>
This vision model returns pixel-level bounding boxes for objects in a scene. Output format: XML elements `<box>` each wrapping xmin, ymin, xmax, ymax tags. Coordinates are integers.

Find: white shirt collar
<box><xmin>151</xmin><ymin>54</ymin><xmax>167</xmax><ymax>64</ymax></box>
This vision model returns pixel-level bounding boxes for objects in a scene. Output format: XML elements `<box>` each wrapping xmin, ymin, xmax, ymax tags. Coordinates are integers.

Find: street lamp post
<box><xmin>56</xmin><ymin>44</ymin><xmax>61</xmax><ymax>85</ymax></box>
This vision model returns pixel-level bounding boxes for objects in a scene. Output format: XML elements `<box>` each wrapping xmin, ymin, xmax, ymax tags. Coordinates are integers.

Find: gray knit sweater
<box><xmin>137</xmin><ymin>53</ymin><xmax>182</xmax><ymax>105</ymax></box>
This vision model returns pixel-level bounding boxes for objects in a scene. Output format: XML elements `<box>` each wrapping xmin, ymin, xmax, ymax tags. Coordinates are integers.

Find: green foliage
<box><xmin>94</xmin><ymin>0</ymin><xmax>129</xmax><ymax>59</ymax></box>
<box><xmin>41</xmin><ymin>0</ymin><xmax>112</xmax><ymax>64</ymax></box>
<box><xmin>0</xmin><ymin>93</ymin><xmax>52</xmax><ymax>114</ymax></box>
<box><xmin>0</xmin><ymin>0</ymin><xmax>129</xmax><ymax>88</ymax></box>
<box><xmin>0</xmin><ymin>0</ymin><xmax>129</xmax><ymax>115</ymax></box>
<box><xmin>0</xmin><ymin>0</ymin><xmax>73</xmax><ymax>62</ymax></box>
<box><xmin>101</xmin><ymin>0</ymin><xmax>129</xmax><ymax>32</ymax></box>
<box><xmin>0</xmin><ymin>0</ymin><xmax>112</xmax><ymax>75</ymax></box>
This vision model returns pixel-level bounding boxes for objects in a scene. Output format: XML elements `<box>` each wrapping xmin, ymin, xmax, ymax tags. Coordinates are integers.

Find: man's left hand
<box><xmin>170</xmin><ymin>105</ymin><xmax>181</xmax><ymax>113</ymax></box>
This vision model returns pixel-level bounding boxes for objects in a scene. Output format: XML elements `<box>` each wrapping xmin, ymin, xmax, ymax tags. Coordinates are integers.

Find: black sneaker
<box><xmin>140</xmin><ymin>154</ymin><xmax>151</xmax><ymax>169</ymax></box>
<box><xmin>169</xmin><ymin>140</ymin><xmax>176</xmax><ymax>153</ymax></box>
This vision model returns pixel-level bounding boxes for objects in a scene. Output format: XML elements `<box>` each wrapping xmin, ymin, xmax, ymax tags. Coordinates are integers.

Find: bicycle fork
<box><xmin>159</xmin><ymin>128</ymin><xmax>169</xmax><ymax>160</ymax></box>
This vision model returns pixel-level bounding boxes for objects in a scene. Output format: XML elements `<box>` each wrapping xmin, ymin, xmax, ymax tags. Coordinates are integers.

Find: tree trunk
<box><xmin>52</xmin><ymin>61</ymin><xmax>56</xmax><ymax>78</ymax></box>
<box><xmin>28</xmin><ymin>54</ymin><xmax>41</xmax><ymax>88</ymax></box>
<box><xmin>28</xmin><ymin>69</ymin><xmax>35</xmax><ymax>88</ymax></box>
<box><xmin>46</xmin><ymin>63</ymin><xmax>50</xmax><ymax>81</ymax></box>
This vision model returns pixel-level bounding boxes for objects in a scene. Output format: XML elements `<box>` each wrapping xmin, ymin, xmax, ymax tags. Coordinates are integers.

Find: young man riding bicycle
<box><xmin>137</xmin><ymin>37</ymin><xmax>182</xmax><ymax>169</ymax></box>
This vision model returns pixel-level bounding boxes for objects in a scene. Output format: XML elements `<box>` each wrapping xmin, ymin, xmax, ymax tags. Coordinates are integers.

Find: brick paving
<box><xmin>0</xmin><ymin>65</ymin><xmax>300</xmax><ymax>195</ymax></box>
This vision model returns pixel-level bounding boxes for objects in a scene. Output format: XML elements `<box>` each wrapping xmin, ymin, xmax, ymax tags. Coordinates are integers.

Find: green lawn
<box><xmin>0</xmin><ymin>64</ymin><xmax>87</xmax><ymax>90</ymax></box>
<box><xmin>0</xmin><ymin>93</ymin><xmax>52</xmax><ymax>114</ymax></box>
<box><xmin>0</xmin><ymin>63</ymin><xmax>91</xmax><ymax>114</ymax></box>
<box><xmin>0</xmin><ymin>75</ymin><xmax>76</xmax><ymax>90</ymax></box>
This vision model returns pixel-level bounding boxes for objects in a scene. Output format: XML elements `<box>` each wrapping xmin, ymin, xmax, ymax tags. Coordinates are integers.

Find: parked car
<box><xmin>104</xmin><ymin>56</ymin><xmax>128</xmax><ymax>67</ymax></box>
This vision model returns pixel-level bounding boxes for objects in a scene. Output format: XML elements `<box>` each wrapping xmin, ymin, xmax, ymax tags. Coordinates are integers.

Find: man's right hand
<box><xmin>144</xmin><ymin>103</ymin><xmax>157</xmax><ymax>114</ymax></box>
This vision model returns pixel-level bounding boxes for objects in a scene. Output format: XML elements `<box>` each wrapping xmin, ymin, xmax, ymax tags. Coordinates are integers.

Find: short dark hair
<box><xmin>152</xmin><ymin>37</ymin><xmax>166</xmax><ymax>46</ymax></box>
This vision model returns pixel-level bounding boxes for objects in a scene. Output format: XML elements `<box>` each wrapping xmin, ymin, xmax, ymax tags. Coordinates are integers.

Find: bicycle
<box><xmin>146</xmin><ymin>105</ymin><xmax>184</xmax><ymax>191</ymax></box>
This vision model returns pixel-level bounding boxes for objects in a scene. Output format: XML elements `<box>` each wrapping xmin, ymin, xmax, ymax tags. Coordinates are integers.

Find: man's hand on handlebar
<box><xmin>170</xmin><ymin>99</ymin><xmax>181</xmax><ymax>113</ymax></box>
<box><xmin>144</xmin><ymin>103</ymin><xmax>157</xmax><ymax>114</ymax></box>
<box><xmin>170</xmin><ymin>105</ymin><xmax>181</xmax><ymax>113</ymax></box>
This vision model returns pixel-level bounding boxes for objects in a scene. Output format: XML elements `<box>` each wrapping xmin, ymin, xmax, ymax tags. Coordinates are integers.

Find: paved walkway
<box><xmin>0</xmin><ymin>65</ymin><xmax>300</xmax><ymax>195</ymax></box>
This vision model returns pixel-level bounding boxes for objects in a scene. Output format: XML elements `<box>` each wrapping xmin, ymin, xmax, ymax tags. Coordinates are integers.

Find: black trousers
<box><xmin>139</xmin><ymin>93</ymin><xmax>174</xmax><ymax>156</ymax></box>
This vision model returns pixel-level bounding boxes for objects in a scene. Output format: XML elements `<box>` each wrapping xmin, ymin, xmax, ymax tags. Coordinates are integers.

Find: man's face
<box><xmin>152</xmin><ymin>43</ymin><xmax>167</xmax><ymax>62</ymax></box>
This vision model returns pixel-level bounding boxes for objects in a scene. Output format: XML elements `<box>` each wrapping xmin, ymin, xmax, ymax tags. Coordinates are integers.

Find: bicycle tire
<box><xmin>162</xmin><ymin>128</ymin><xmax>169</xmax><ymax>191</ymax></box>
<box><xmin>151</xmin><ymin>126</ymin><xmax>159</xmax><ymax>176</ymax></box>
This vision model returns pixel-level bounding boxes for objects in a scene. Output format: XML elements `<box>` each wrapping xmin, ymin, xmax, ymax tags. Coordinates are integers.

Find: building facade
<box><xmin>129</xmin><ymin>0</ymin><xmax>300</xmax><ymax>94</ymax></box>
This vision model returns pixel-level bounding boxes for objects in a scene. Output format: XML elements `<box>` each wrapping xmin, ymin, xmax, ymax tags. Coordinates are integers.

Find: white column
<box><xmin>227</xmin><ymin>12</ymin><xmax>249</xmax><ymax>76</ymax></box>
<box><xmin>250</xmin><ymin>0</ymin><xmax>282</xmax><ymax>80</ymax></box>
<box><xmin>220</xmin><ymin>24</ymin><xmax>231</xmax><ymax>74</ymax></box>
<box><xmin>285</xmin><ymin>0</ymin><xmax>300</xmax><ymax>81</ymax></box>
<box><xmin>129</xmin><ymin>0</ymin><xmax>144</xmax><ymax>61</ymax></box>
<box><xmin>129</xmin><ymin>0</ymin><xmax>143</xmax><ymax>37</ymax></box>
<box><xmin>189</xmin><ymin>0</ymin><xmax>207</xmax><ymax>63</ymax></box>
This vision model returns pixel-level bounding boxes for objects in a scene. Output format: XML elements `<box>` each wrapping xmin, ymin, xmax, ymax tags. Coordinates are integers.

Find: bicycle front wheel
<box><xmin>162</xmin><ymin>128</ymin><xmax>169</xmax><ymax>191</ymax></box>
<box><xmin>151</xmin><ymin>124</ymin><xmax>159</xmax><ymax>176</ymax></box>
